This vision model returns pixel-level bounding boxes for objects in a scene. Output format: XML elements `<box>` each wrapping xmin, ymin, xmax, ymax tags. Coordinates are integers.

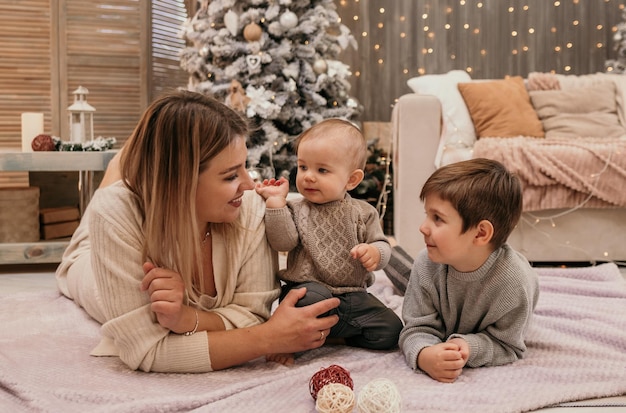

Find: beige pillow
<box><xmin>458</xmin><ymin>76</ymin><xmax>545</xmax><ymax>138</ymax></box>
<box><xmin>529</xmin><ymin>82</ymin><xmax>626</xmax><ymax>138</ymax></box>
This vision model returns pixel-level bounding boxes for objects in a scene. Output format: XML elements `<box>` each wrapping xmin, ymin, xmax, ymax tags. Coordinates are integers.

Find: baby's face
<box><xmin>295</xmin><ymin>136</ymin><xmax>354</xmax><ymax>204</ymax></box>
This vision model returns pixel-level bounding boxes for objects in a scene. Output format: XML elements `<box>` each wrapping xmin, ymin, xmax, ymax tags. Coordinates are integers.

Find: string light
<box><xmin>339</xmin><ymin>1</ymin><xmax>622</xmax><ymax>78</ymax></box>
<box><xmin>515</xmin><ymin>143</ymin><xmax>620</xmax><ymax>264</ymax></box>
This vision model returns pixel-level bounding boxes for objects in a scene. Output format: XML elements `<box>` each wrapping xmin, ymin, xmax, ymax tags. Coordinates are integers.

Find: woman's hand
<box><xmin>140</xmin><ymin>262</ymin><xmax>189</xmax><ymax>333</ymax></box>
<box><xmin>203</xmin><ymin>287</ymin><xmax>340</xmax><ymax>371</ymax></box>
<box><xmin>266</xmin><ymin>287</ymin><xmax>340</xmax><ymax>353</ymax></box>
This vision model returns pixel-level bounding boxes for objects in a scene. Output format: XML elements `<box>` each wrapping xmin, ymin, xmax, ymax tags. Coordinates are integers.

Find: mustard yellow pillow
<box><xmin>458</xmin><ymin>76</ymin><xmax>545</xmax><ymax>138</ymax></box>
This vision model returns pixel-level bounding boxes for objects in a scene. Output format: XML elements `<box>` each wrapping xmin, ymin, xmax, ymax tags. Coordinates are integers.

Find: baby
<box><xmin>256</xmin><ymin>118</ymin><xmax>403</xmax><ymax>365</ymax></box>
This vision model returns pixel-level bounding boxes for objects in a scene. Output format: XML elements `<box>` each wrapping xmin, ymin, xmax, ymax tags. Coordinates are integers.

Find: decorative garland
<box><xmin>52</xmin><ymin>136</ymin><xmax>116</xmax><ymax>152</ymax></box>
<box><xmin>31</xmin><ymin>134</ymin><xmax>116</xmax><ymax>152</ymax></box>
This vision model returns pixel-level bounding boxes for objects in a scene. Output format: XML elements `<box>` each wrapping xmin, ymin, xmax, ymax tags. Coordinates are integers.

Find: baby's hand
<box><xmin>255</xmin><ymin>177</ymin><xmax>289</xmax><ymax>207</ymax></box>
<box><xmin>350</xmin><ymin>243</ymin><xmax>380</xmax><ymax>272</ymax></box>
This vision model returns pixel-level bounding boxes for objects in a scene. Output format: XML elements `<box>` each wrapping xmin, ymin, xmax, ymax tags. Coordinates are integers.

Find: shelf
<box><xmin>0</xmin><ymin>240</ymin><xmax>70</xmax><ymax>264</ymax></box>
<box><xmin>0</xmin><ymin>150</ymin><xmax>117</xmax><ymax>265</ymax></box>
<box><xmin>0</xmin><ymin>151</ymin><xmax>117</xmax><ymax>171</ymax></box>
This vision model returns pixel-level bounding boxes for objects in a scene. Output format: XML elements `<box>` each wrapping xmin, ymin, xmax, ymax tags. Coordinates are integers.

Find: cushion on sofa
<box><xmin>556</xmin><ymin>72</ymin><xmax>626</xmax><ymax>132</ymax></box>
<box><xmin>527</xmin><ymin>72</ymin><xmax>561</xmax><ymax>91</ymax></box>
<box><xmin>529</xmin><ymin>81</ymin><xmax>626</xmax><ymax>139</ymax></box>
<box><xmin>457</xmin><ymin>76</ymin><xmax>545</xmax><ymax>138</ymax></box>
<box><xmin>407</xmin><ymin>70</ymin><xmax>476</xmax><ymax>166</ymax></box>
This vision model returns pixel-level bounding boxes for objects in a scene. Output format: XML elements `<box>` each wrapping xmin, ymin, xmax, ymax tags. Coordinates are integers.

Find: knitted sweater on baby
<box><xmin>264</xmin><ymin>193</ymin><xmax>390</xmax><ymax>294</ymax></box>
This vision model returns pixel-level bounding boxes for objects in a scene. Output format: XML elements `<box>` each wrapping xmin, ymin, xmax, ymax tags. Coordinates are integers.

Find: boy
<box><xmin>256</xmin><ymin>119</ymin><xmax>403</xmax><ymax>365</ymax></box>
<box><xmin>399</xmin><ymin>158</ymin><xmax>539</xmax><ymax>383</ymax></box>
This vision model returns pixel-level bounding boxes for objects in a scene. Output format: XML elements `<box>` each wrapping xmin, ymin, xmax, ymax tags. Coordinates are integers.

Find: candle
<box><xmin>21</xmin><ymin>112</ymin><xmax>44</xmax><ymax>152</ymax></box>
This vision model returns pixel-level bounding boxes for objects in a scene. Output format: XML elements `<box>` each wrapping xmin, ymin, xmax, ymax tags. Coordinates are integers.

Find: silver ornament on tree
<box><xmin>246</xmin><ymin>54</ymin><xmax>262</xmax><ymax>70</ymax></box>
<box><xmin>224</xmin><ymin>10</ymin><xmax>239</xmax><ymax>36</ymax></box>
<box><xmin>247</xmin><ymin>168</ymin><xmax>263</xmax><ymax>182</ymax></box>
<box><xmin>279</xmin><ymin>10</ymin><xmax>298</xmax><ymax>29</ymax></box>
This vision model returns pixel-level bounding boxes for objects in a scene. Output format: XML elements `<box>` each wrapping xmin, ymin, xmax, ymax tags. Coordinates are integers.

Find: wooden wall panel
<box><xmin>337</xmin><ymin>0</ymin><xmax>626</xmax><ymax>121</ymax></box>
<box><xmin>0</xmin><ymin>0</ymin><xmax>53</xmax><ymax>149</ymax></box>
<box><xmin>0</xmin><ymin>0</ymin><xmax>189</xmax><ymax>189</ymax></box>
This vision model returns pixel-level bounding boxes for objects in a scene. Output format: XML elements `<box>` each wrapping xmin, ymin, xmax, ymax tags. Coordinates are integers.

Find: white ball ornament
<box><xmin>315</xmin><ymin>383</ymin><xmax>356</xmax><ymax>413</ymax></box>
<box><xmin>357</xmin><ymin>378</ymin><xmax>401</xmax><ymax>413</ymax></box>
<box><xmin>313</xmin><ymin>59</ymin><xmax>328</xmax><ymax>75</ymax></box>
<box><xmin>280</xmin><ymin>10</ymin><xmax>298</xmax><ymax>29</ymax></box>
<box><xmin>247</xmin><ymin>168</ymin><xmax>263</xmax><ymax>182</ymax></box>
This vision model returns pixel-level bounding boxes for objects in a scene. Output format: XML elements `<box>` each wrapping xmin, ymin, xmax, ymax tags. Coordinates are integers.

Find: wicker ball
<box><xmin>31</xmin><ymin>134</ymin><xmax>55</xmax><ymax>151</ymax></box>
<box><xmin>243</xmin><ymin>22</ymin><xmax>262</xmax><ymax>42</ymax></box>
<box><xmin>357</xmin><ymin>378</ymin><xmax>402</xmax><ymax>413</ymax></box>
<box><xmin>309</xmin><ymin>365</ymin><xmax>354</xmax><ymax>400</ymax></box>
<box><xmin>315</xmin><ymin>383</ymin><xmax>355</xmax><ymax>413</ymax></box>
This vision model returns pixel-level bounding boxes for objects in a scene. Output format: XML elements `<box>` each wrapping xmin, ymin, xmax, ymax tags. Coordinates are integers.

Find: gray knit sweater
<box><xmin>264</xmin><ymin>193</ymin><xmax>390</xmax><ymax>294</ymax></box>
<box><xmin>400</xmin><ymin>245</ymin><xmax>539</xmax><ymax>371</ymax></box>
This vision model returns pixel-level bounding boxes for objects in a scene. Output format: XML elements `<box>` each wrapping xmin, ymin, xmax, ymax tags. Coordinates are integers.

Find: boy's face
<box><xmin>420</xmin><ymin>194</ymin><xmax>480</xmax><ymax>272</ymax></box>
<box><xmin>295</xmin><ymin>135</ymin><xmax>359</xmax><ymax>204</ymax></box>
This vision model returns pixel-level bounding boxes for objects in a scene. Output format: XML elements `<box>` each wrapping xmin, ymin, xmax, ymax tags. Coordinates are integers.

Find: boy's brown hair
<box><xmin>420</xmin><ymin>158</ymin><xmax>523</xmax><ymax>248</ymax></box>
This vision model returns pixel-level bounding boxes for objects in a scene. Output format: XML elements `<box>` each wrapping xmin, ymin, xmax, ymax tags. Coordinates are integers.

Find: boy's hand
<box><xmin>350</xmin><ymin>243</ymin><xmax>380</xmax><ymax>271</ymax></box>
<box><xmin>255</xmin><ymin>177</ymin><xmax>289</xmax><ymax>208</ymax></box>
<box><xmin>447</xmin><ymin>337</ymin><xmax>470</xmax><ymax>363</ymax></box>
<box><xmin>417</xmin><ymin>342</ymin><xmax>467</xmax><ymax>383</ymax></box>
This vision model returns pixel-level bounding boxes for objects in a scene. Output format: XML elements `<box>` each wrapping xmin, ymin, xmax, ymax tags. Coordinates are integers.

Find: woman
<box><xmin>56</xmin><ymin>90</ymin><xmax>339</xmax><ymax>373</ymax></box>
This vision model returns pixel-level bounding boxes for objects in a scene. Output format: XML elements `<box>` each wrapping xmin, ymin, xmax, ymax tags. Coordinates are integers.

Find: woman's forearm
<box><xmin>206</xmin><ymin>323</ymin><xmax>270</xmax><ymax>370</ymax></box>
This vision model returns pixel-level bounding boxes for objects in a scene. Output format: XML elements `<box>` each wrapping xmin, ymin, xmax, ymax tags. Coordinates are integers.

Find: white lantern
<box><xmin>68</xmin><ymin>86</ymin><xmax>96</xmax><ymax>143</ymax></box>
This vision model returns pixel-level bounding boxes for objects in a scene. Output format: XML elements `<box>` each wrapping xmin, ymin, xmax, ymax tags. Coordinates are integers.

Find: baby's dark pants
<box><xmin>281</xmin><ymin>281</ymin><xmax>403</xmax><ymax>350</ymax></box>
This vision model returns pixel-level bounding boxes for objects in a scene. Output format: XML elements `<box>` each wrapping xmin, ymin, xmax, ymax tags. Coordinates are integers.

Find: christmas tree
<box><xmin>180</xmin><ymin>0</ymin><xmax>361</xmax><ymax>182</ymax></box>
<box><xmin>606</xmin><ymin>10</ymin><xmax>626</xmax><ymax>73</ymax></box>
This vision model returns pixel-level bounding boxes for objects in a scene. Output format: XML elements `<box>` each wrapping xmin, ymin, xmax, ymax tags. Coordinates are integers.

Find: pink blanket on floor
<box><xmin>1</xmin><ymin>264</ymin><xmax>626</xmax><ymax>413</ymax></box>
<box><xmin>473</xmin><ymin>137</ymin><xmax>626</xmax><ymax>211</ymax></box>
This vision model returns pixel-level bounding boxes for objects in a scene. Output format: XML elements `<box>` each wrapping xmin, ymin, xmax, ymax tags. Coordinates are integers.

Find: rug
<box><xmin>1</xmin><ymin>264</ymin><xmax>625</xmax><ymax>413</ymax></box>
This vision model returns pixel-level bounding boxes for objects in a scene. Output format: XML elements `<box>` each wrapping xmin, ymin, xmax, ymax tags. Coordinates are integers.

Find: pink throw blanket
<box><xmin>1</xmin><ymin>264</ymin><xmax>626</xmax><ymax>412</ymax></box>
<box><xmin>473</xmin><ymin>137</ymin><xmax>626</xmax><ymax>211</ymax></box>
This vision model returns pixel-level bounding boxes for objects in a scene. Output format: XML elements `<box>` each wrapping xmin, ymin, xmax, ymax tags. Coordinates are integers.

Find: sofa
<box><xmin>391</xmin><ymin>70</ymin><xmax>626</xmax><ymax>263</ymax></box>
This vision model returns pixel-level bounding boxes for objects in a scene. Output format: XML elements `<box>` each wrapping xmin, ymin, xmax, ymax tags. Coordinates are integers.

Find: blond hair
<box><xmin>120</xmin><ymin>90</ymin><xmax>249</xmax><ymax>302</ymax></box>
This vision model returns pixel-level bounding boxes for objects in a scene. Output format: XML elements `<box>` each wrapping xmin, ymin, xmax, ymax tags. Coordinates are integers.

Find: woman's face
<box><xmin>195</xmin><ymin>137</ymin><xmax>254</xmax><ymax>224</ymax></box>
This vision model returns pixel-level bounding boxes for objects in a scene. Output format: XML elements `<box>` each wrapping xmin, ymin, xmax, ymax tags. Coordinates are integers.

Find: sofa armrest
<box><xmin>392</xmin><ymin>94</ymin><xmax>442</xmax><ymax>258</ymax></box>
